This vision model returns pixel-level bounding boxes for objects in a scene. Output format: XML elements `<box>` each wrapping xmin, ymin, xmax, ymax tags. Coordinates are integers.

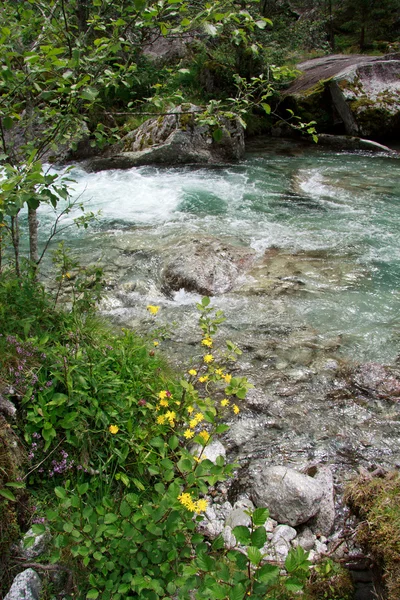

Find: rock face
<box><xmin>250</xmin><ymin>465</ymin><xmax>324</xmax><ymax>527</ymax></box>
<box><xmin>285</xmin><ymin>54</ymin><xmax>400</xmax><ymax>142</ymax></box>
<box><xmin>329</xmin><ymin>60</ymin><xmax>400</xmax><ymax>139</ymax></box>
<box><xmin>161</xmin><ymin>237</ymin><xmax>255</xmax><ymax>296</ymax></box>
<box><xmin>4</xmin><ymin>569</ymin><xmax>42</xmax><ymax>600</ymax></box>
<box><xmin>85</xmin><ymin>104</ymin><xmax>245</xmax><ymax>171</ymax></box>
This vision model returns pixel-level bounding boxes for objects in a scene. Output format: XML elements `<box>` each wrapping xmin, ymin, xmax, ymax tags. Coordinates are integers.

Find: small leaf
<box><xmin>0</xmin><ymin>488</ymin><xmax>17</xmax><ymax>501</ymax></box>
<box><xmin>261</xmin><ymin>102</ymin><xmax>271</xmax><ymax>115</ymax></box>
<box><xmin>232</xmin><ymin>525</ymin><xmax>251</xmax><ymax>545</ymax></box>
<box><xmin>86</xmin><ymin>590</ymin><xmax>99</xmax><ymax>599</ymax></box>
<box><xmin>212</xmin><ymin>128</ymin><xmax>223</xmax><ymax>142</ymax></box>
<box><xmin>252</xmin><ymin>507</ymin><xmax>269</xmax><ymax>526</ymax></box>
<box><xmin>256</xmin><ymin>563</ymin><xmax>279</xmax><ymax>583</ymax></box>
<box><xmin>251</xmin><ymin>526</ymin><xmax>266</xmax><ymax>549</ymax></box>
<box><xmin>247</xmin><ymin>546</ymin><xmax>262</xmax><ymax>566</ymax></box>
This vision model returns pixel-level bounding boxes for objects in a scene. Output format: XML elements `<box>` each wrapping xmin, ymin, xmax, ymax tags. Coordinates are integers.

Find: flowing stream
<box><xmin>39</xmin><ymin>138</ymin><xmax>400</xmax><ymax>478</ymax></box>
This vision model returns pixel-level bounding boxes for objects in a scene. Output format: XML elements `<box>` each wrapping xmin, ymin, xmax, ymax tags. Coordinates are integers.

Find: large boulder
<box><xmin>85</xmin><ymin>104</ymin><xmax>245</xmax><ymax>172</ymax></box>
<box><xmin>4</xmin><ymin>569</ymin><xmax>42</xmax><ymax>600</ymax></box>
<box><xmin>161</xmin><ymin>236</ymin><xmax>255</xmax><ymax>296</ymax></box>
<box><xmin>284</xmin><ymin>54</ymin><xmax>400</xmax><ymax>142</ymax></box>
<box><xmin>250</xmin><ymin>465</ymin><xmax>324</xmax><ymax>527</ymax></box>
<box><xmin>329</xmin><ymin>60</ymin><xmax>400</xmax><ymax>139</ymax></box>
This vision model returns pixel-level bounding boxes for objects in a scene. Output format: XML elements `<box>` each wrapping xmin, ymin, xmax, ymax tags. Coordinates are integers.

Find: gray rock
<box><xmin>308</xmin><ymin>466</ymin><xmax>335</xmax><ymax>536</ymax></box>
<box><xmin>19</xmin><ymin>527</ymin><xmax>51</xmax><ymax>560</ymax></box>
<box><xmin>296</xmin><ymin>527</ymin><xmax>316</xmax><ymax>551</ymax></box>
<box><xmin>85</xmin><ymin>104</ymin><xmax>245</xmax><ymax>171</ymax></box>
<box><xmin>222</xmin><ymin>525</ymin><xmax>237</xmax><ymax>549</ymax></box>
<box><xmin>226</xmin><ymin>507</ymin><xmax>252</xmax><ymax>529</ymax></box>
<box><xmin>250</xmin><ymin>465</ymin><xmax>324</xmax><ymax>527</ymax></box>
<box><xmin>0</xmin><ymin>395</ymin><xmax>17</xmax><ymax>419</ymax></box>
<box><xmin>191</xmin><ymin>440</ymin><xmax>226</xmax><ymax>464</ymax></box>
<box><xmin>264</xmin><ymin>518</ymin><xmax>277</xmax><ymax>533</ymax></box>
<box><xmin>352</xmin><ymin>362</ymin><xmax>400</xmax><ymax>399</ymax></box>
<box><xmin>162</xmin><ymin>236</ymin><xmax>255</xmax><ymax>296</ymax></box>
<box><xmin>316</xmin><ymin>134</ymin><xmax>395</xmax><ymax>153</ymax></box>
<box><xmin>4</xmin><ymin>569</ymin><xmax>42</xmax><ymax>600</ymax></box>
<box><xmin>271</xmin><ymin>524</ymin><xmax>297</xmax><ymax>545</ymax></box>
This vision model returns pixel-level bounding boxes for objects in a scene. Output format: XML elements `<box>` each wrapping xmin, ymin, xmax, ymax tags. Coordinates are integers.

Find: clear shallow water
<box><xmin>40</xmin><ymin>139</ymin><xmax>400</xmax><ymax>365</ymax></box>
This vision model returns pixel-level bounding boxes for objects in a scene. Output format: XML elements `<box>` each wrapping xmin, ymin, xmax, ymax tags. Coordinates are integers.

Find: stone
<box><xmin>19</xmin><ymin>527</ymin><xmax>51</xmax><ymax>560</ymax></box>
<box><xmin>296</xmin><ymin>527</ymin><xmax>316</xmax><ymax>551</ymax></box>
<box><xmin>250</xmin><ymin>465</ymin><xmax>324</xmax><ymax>527</ymax></box>
<box><xmin>0</xmin><ymin>395</ymin><xmax>17</xmax><ymax>420</ymax></box>
<box><xmin>85</xmin><ymin>104</ymin><xmax>245</xmax><ymax>171</ymax></box>
<box><xmin>4</xmin><ymin>569</ymin><xmax>42</xmax><ymax>600</ymax></box>
<box><xmin>161</xmin><ymin>236</ymin><xmax>255</xmax><ymax>296</ymax></box>
<box><xmin>222</xmin><ymin>525</ymin><xmax>237</xmax><ymax>549</ymax></box>
<box><xmin>308</xmin><ymin>466</ymin><xmax>335</xmax><ymax>536</ymax></box>
<box><xmin>271</xmin><ymin>524</ymin><xmax>297</xmax><ymax>545</ymax></box>
<box><xmin>191</xmin><ymin>440</ymin><xmax>226</xmax><ymax>464</ymax></box>
<box><xmin>225</xmin><ymin>507</ymin><xmax>252</xmax><ymax>529</ymax></box>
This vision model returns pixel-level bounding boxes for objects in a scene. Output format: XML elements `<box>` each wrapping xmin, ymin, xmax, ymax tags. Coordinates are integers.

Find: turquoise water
<box><xmin>40</xmin><ymin>140</ymin><xmax>400</xmax><ymax>364</ymax></box>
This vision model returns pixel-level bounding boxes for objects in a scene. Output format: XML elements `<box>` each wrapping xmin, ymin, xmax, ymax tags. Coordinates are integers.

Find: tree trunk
<box><xmin>11</xmin><ymin>214</ymin><xmax>20</xmax><ymax>277</ymax></box>
<box><xmin>28</xmin><ymin>206</ymin><xmax>39</xmax><ymax>266</ymax></box>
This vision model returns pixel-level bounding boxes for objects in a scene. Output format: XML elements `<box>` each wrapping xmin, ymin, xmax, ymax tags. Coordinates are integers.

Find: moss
<box><xmin>345</xmin><ymin>471</ymin><xmax>400</xmax><ymax>600</ymax></box>
<box><xmin>179</xmin><ymin>112</ymin><xmax>195</xmax><ymax>131</ymax></box>
<box><xmin>306</xmin><ymin>559</ymin><xmax>354</xmax><ymax>600</ymax></box>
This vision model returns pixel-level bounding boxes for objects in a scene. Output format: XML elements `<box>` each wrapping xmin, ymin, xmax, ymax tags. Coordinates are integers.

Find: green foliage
<box><xmin>1</xmin><ymin>272</ymin><xmax>313</xmax><ymax>599</ymax></box>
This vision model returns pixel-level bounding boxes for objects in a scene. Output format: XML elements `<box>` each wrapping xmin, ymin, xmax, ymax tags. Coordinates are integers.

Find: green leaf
<box><xmin>104</xmin><ymin>513</ymin><xmax>119</xmax><ymax>524</ymax></box>
<box><xmin>252</xmin><ymin>507</ymin><xmax>269</xmax><ymax>526</ymax></box>
<box><xmin>232</xmin><ymin>525</ymin><xmax>251</xmax><ymax>545</ymax></box>
<box><xmin>168</xmin><ymin>435</ymin><xmax>179</xmax><ymax>450</ymax></box>
<box><xmin>201</xmin><ymin>296</ymin><xmax>210</xmax><ymax>307</ymax></box>
<box><xmin>251</xmin><ymin>526</ymin><xmax>266</xmax><ymax>549</ymax></box>
<box><xmin>5</xmin><ymin>481</ymin><xmax>25</xmax><ymax>489</ymax></box>
<box><xmin>80</xmin><ymin>87</ymin><xmax>99</xmax><ymax>102</ymax></box>
<box><xmin>247</xmin><ymin>546</ymin><xmax>262</xmax><ymax>566</ymax></box>
<box><xmin>54</xmin><ymin>487</ymin><xmax>67</xmax><ymax>499</ymax></box>
<box><xmin>86</xmin><ymin>590</ymin><xmax>99</xmax><ymax>599</ymax></box>
<box><xmin>0</xmin><ymin>488</ymin><xmax>17</xmax><ymax>501</ymax></box>
<box><xmin>229</xmin><ymin>585</ymin><xmax>246</xmax><ymax>600</ymax></box>
<box><xmin>77</xmin><ymin>483</ymin><xmax>89</xmax><ymax>495</ymax></box>
<box><xmin>284</xmin><ymin>577</ymin><xmax>304</xmax><ymax>592</ymax></box>
<box><xmin>211</xmin><ymin>535</ymin><xmax>224</xmax><ymax>550</ymax></box>
<box><xmin>261</xmin><ymin>102</ymin><xmax>271</xmax><ymax>115</ymax></box>
<box><xmin>255</xmin><ymin>19</ymin><xmax>267</xmax><ymax>29</ymax></box>
<box><xmin>212</xmin><ymin>128</ymin><xmax>223</xmax><ymax>142</ymax></box>
<box><xmin>63</xmin><ymin>522</ymin><xmax>73</xmax><ymax>533</ymax></box>
<box><xmin>256</xmin><ymin>563</ymin><xmax>279</xmax><ymax>584</ymax></box>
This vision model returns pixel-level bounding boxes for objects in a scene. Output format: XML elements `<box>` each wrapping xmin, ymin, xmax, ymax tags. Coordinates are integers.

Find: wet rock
<box><xmin>250</xmin><ymin>465</ymin><xmax>324</xmax><ymax>527</ymax></box>
<box><xmin>4</xmin><ymin>569</ymin><xmax>42</xmax><ymax>600</ymax></box>
<box><xmin>161</xmin><ymin>237</ymin><xmax>255</xmax><ymax>296</ymax></box>
<box><xmin>352</xmin><ymin>362</ymin><xmax>400</xmax><ymax>399</ymax></box>
<box><xmin>315</xmin><ymin>134</ymin><xmax>395</xmax><ymax>153</ymax></box>
<box><xmin>19</xmin><ymin>527</ymin><xmax>51</xmax><ymax>560</ymax></box>
<box><xmin>85</xmin><ymin>104</ymin><xmax>245</xmax><ymax>171</ymax></box>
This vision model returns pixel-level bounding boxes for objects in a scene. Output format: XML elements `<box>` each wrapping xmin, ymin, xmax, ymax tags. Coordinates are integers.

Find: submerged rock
<box><xmin>352</xmin><ymin>363</ymin><xmax>400</xmax><ymax>400</ymax></box>
<box><xmin>84</xmin><ymin>104</ymin><xmax>245</xmax><ymax>171</ymax></box>
<box><xmin>161</xmin><ymin>237</ymin><xmax>255</xmax><ymax>296</ymax></box>
<box><xmin>250</xmin><ymin>465</ymin><xmax>324</xmax><ymax>527</ymax></box>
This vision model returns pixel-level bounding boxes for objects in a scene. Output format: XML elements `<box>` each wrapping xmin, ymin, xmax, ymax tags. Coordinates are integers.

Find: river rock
<box><xmin>85</xmin><ymin>104</ymin><xmax>245</xmax><ymax>171</ymax></box>
<box><xmin>352</xmin><ymin>362</ymin><xmax>400</xmax><ymax>399</ymax></box>
<box><xmin>4</xmin><ymin>569</ymin><xmax>42</xmax><ymax>600</ymax></box>
<box><xmin>161</xmin><ymin>237</ymin><xmax>255</xmax><ymax>296</ymax></box>
<box><xmin>307</xmin><ymin>466</ymin><xmax>335</xmax><ymax>536</ymax></box>
<box><xmin>19</xmin><ymin>527</ymin><xmax>51</xmax><ymax>559</ymax></box>
<box><xmin>250</xmin><ymin>465</ymin><xmax>324</xmax><ymax>527</ymax></box>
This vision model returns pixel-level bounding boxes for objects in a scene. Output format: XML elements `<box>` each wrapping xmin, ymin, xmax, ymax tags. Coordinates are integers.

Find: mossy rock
<box><xmin>345</xmin><ymin>471</ymin><xmax>400</xmax><ymax>600</ymax></box>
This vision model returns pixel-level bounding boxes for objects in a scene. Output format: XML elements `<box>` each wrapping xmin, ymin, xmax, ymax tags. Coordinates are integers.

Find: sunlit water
<box><xmin>33</xmin><ymin>138</ymin><xmax>400</xmax><ymax>472</ymax></box>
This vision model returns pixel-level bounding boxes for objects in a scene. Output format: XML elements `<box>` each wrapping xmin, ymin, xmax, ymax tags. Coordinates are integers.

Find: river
<box><xmin>41</xmin><ymin>138</ymin><xmax>400</xmax><ymax>477</ymax></box>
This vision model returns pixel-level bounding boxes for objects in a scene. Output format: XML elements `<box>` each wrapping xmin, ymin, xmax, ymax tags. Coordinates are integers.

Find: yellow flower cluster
<box><xmin>221</xmin><ymin>398</ymin><xmax>230</xmax><ymax>407</ymax></box>
<box><xmin>184</xmin><ymin>429</ymin><xmax>194</xmax><ymax>439</ymax></box>
<box><xmin>201</xmin><ymin>337</ymin><xmax>213</xmax><ymax>348</ymax></box>
<box><xmin>198</xmin><ymin>375</ymin><xmax>208</xmax><ymax>383</ymax></box>
<box><xmin>189</xmin><ymin>412</ymin><xmax>204</xmax><ymax>429</ymax></box>
<box><xmin>157</xmin><ymin>410</ymin><xmax>176</xmax><ymax>427</ymax></box>
<box><xmin>147</xmin><ymin>305</ymin><xmax>160</xmax><ymax>315</ymax></box>
<box><xmin>233</xmin><ymin>404</ymin><xmax>240</xmax><ymax>415</ymax></box>
<box><xmin>204</xmin><ymin>354</ymin><xmax>214</xmax><ymax>364</ymax></box>
<box><xmin>198</xmin><ymin>430</ymin><xmax>210</xmax><ymax>442</ymax></box>
<box><xmin>178</xmin><ymin>493</ymin><xmax>208</xmax><ymax>513</ymax></box>
<box><xmin>188</xmin><ymin>369</ymin><xmax>197</xmax><ymax>376</ymax></box>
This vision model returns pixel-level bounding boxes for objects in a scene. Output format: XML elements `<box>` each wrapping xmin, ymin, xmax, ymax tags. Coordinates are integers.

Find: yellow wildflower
<box><xmin>189</xmin><ymin>418</ymin><xmax>198</xmax><ymax>429</ymax></box>
<box><xmin>165</xmin><ymin>410</ymin><xmax>176</xmax><ymax>426</ymax></box>
<box><xmin>187</xmin><ymin>406</ymin><xmax>194</xmax><ymax>414</ymax></box>
<box><xmin>215</xmin><ymin>368</ymin><xmax>224</xmax><ymax>376</ymax></box>
<box><xmin>193</xmin><ymin>456</ymin><xmax>203</xmax><ymax>463</ymax></box>
<box><xmin>204</xmin><ymin>354</ymin><xmax>214</xmax><ymax>364</ymax></box>
<box><xmin>195</xmin><ymin>498</ymin><xmax>208</xmax><ymax>513</ymax></box>
<box><xmin>199</xmin><ymin>375</ymin><xmax>208</xmax><ymax>383</ymax></box>
<box><xmin>188</xmin><ymin>369</ymin><xmax>197</xmax><ymax>376</ymax></box>
<box><xmin>158</xmin><ymin>390</ymin><xmax>168</xmax><ymax>400</ymax></box>
<box><xmin>65</xmin><ymin>272</ymin><xmax>71</xmax><ymax>279</ymax></box>
<box><xmin>157</xmin><ymin>415</ymin><xmax>166</xmax><ymax>425</ymax></box>
<box><xmin>160</xmin><ymin>399</ymin><xmax>169</xmax><ymax>407</ymax></box>
<box><xmin>221</xmin><ymin>399</ymin><xmax>230</xmax><ymax>407</ymax></box>
<box><xmin>224</xmin><ymin>374</ymin><xmax>232</xmax><ymax>384</ymax></box>
<box><xmin>147</xmin><ymin>305</ymin><xmax>160</xmax><ymax>315</ymax></box>
<box><xmin>202</xmin><ymin>337</ymin><xmax>213</xmax><ymax>348</ymax></box>
<box><xmin>184</xmin><ymin>429</ymin><xmax>194</xmax><ymax>439</ymax></box>
<box><xmin>194</xmin><ymin>412</ymin><xmax>204</xmax><ymax>423</ymax></box>
<box><xmin>153</xmin><ymin>341</ymin><xmax>159</xmax><ymax>347</ymax></box>
<box><xmin>178</xmin><ymin>493</ymin><xmax>196</xmax><ymax>512</ymax></box>
<box><xmin>233</xmin><ymin>404</ymin><xmax>240</xmax><ymax>415</ymax></box>
<box><xmin>109</xmin><ymin>425</ymin><xmax>119</xmax><ymax>434</ymax></box>
<box><xmin>198</xmin><ymin>430</ymin><xmax>210</xmax><ymax>442</ymax></box>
